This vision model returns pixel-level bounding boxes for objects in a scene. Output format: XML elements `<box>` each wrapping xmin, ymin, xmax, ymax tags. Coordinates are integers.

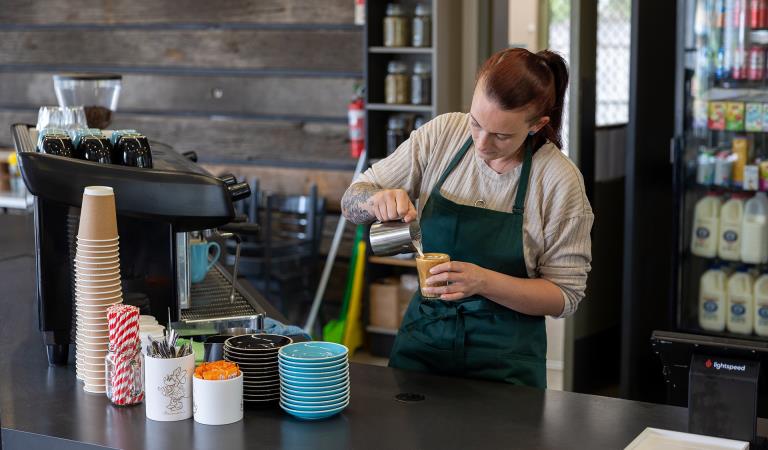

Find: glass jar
<box><xmin>105</xmin><ymin>350</ymin><xmax>144</xmax><ymax>406</ymax></box>
<box><xmin>386</xmin><ymin>115</ymin><xmax>408</xmax><ymax>155</ymax></box>
<box><xmin>384</xmin><ymin>3</ymin><xmax>409</xmax><ymax>47</ymax></box>
<box><xmin>385</xmin><ymin>61</ymin><xmax>410</xmax><ymax>104</ymax></box>
<box><xmin>411</xmin><ymin>61</ymin><xmax>432</xmax><ymax>105</ymax></box>
<box><xmin>414</xmin><ymin>115</ymin><xmax>426</xmax><ymax>130</ymax></box>
<box><xmin>412</xmin><ymin>3</ymin><xmax>432</xmax><ymax>47</ymax></box>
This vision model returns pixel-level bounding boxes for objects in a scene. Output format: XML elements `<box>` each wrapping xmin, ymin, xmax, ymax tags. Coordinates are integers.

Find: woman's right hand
<box><xmin>368</xmin><ymin>189</ymin><xmax>418</xmax><ymax>223</ymax></box>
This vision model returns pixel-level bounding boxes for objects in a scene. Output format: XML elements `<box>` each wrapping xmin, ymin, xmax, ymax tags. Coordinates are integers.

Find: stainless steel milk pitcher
<box><xmin>369</xmin><ymin>220</ymin><xmax>421</xmax><ymax>256</ymax></box>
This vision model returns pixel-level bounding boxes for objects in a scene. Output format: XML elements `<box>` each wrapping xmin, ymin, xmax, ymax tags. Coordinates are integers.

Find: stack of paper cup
<box><xmin>73</xmin><ymin>186</ymin><xmax>123</xmax><ymax>393</ymax></box>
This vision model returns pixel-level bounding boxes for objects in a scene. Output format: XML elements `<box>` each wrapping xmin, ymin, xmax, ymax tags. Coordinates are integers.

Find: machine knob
<box><xmin>182</xmin><ymin>151</ymin><xmax>198</xmax><ymax>162</ymax></box>
<box><xmin>228</xmin><ymin>182</ymin><xmax>251</xmax><ymax>202</ymax></box>
<box><xmin>218</xmin><ymin>173</ymin><xmax>238</xmax><ymax>186</ymax></box>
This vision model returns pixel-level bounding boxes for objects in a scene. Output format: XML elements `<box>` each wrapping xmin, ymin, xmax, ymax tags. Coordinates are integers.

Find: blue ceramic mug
<box><xmin>190</xmin><ymin>241</ymin><xmax>221</xmax><ymax>283</ymax></box>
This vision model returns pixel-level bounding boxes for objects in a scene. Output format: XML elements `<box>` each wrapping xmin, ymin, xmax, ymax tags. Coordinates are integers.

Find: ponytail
<box><xmin>477</xmin><ymin>48</ymin><xmax>569</xmax><ymax>149</ymax></box>
<box><xmin>536</xmin><ymin>50</ymin><xmax>569</xmax><ymax>149</ymax></box>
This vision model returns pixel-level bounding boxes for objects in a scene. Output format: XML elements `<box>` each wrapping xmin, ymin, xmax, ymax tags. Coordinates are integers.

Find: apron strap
<box><xmin>453</xmin><ymin>303</ymin><xmax>467</xmax><ymax>370</ymax></box>
<box><xmin>512</xmin><ymin>138</ymin><xmax>534</xmax><ymax>215</ymax></box>
<box><xmin>433</xmin><ymin>136</ymin><xmax>474</xmax><ymax>193</ymax></box>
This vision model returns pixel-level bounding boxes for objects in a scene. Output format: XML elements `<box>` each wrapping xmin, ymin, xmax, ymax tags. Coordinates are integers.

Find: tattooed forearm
<box><xmin>341</xmin><ymin>182</ymin><xmax>381</xmax><ymax>224</ymax></box>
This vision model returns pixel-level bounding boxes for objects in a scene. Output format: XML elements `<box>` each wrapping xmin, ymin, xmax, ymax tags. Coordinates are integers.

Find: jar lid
<box><xmin>388</xmin><ymin>115</ymin><xmax>406</xmax><ymax>129</ymax></box>
<box><xmin>388</xmin><ymin>61</ymin><xmax>408</xmax><ymax>74</ymax></box>
<box><xmin>415</xmin><ymin>3</ymin><xmax>431</xmax><ymax>16</ymax></box>
<box><xmin>413</xmin><ymin>61</ymin><xmax>431</xmax><ymax>74</ymax></box>
<box><xmin>386</xmin><ymin>3</ymin><xmax>407</xmax><ymax>16</ymax></box>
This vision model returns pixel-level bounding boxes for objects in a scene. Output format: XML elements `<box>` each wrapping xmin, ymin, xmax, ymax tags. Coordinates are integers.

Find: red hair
<box><xmin>476</xmin><ymin>48</ymin><xmax>569</xmax><ymax>149</ymax></box>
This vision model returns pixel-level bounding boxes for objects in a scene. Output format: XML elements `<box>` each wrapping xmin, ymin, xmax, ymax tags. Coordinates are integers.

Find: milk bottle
<box><xmin>726</xmin><ymin>268</ymin><xmax>754</xmax><ymax>335</ymax></box>
<box><xmin>741</xmin><ymin>192</ymin><xmax>768</xmax><ymax>264</ymax></box>
<box><xmin>754</xmin><ymin>273</ymin><xmax>768</xmax><ymax>336</ymax></box>
<box><xmin>691</xmin><ymin>193</ymin><xmax>721</xmax><ymax>258</ymax></box>
<box><xmin>699</xmin><ymin>266</ymin><xmax>728</xmax><ymax>332</ymax></box>
<box><xmin>718</xmin><ymin>195</ymin><xmax>744</xmax><ymax>261</ymax></box>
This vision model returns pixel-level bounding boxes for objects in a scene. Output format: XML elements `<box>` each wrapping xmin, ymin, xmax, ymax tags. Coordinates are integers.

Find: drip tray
<box><xmin>181</xmin><ymin>265</ymin><xmax>265</xmax><ymax>324</ymax></box>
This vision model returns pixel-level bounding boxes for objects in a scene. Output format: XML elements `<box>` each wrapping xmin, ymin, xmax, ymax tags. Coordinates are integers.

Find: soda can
<box><xmin>748</xmin><ymin>45</ymin><xmax>765</xmax><ymax>80</ymax></box>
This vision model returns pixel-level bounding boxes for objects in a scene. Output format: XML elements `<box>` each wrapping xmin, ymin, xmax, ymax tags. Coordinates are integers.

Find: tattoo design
<box><xmin>342</xmin><ymin>183</ymin><xmax>381</xmax><ymax>224</ymax></box>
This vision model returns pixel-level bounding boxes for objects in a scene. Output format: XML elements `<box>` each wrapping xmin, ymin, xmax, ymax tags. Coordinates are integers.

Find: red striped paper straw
<box><xmin>107</xmin><ymin>304</ymin><xmax>139</xmax><ymax>355</ymax></box>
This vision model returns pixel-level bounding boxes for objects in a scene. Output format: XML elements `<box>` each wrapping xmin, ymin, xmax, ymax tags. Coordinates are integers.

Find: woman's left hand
<box><xmin>423</xmin><ymin>261</ymin><xmax>488</xmax><ymax>301</ymax></box>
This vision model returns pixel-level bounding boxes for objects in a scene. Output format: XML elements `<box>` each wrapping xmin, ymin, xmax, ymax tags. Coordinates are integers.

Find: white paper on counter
<box><xmin>624</xmin><ymin>427</ymin><xmax>749</xmax><ymax>450</ymax></box>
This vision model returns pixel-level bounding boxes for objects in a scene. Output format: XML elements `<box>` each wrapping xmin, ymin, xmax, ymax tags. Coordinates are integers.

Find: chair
<box><xmin>224</xmin><ymin>180</ymin><xmax>326</xmax><ymax>323</ymax></box>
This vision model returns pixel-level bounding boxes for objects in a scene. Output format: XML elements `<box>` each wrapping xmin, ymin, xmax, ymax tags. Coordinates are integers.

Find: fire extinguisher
<box><xmin>348</xmin><ymin>89</ymin><xmax>365</xmax><ymax>158</ymax></box>
<box><xmin>354</xmin><ymin>0</ymin><xmax>365</xmax><ymax>26</ymax></box>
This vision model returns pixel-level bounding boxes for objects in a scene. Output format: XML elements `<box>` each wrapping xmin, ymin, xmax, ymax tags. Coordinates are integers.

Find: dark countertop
<box><xmin>0</xmin><ymin>213</ymin><xmax>760</xmax><ymax>450</ymax></box>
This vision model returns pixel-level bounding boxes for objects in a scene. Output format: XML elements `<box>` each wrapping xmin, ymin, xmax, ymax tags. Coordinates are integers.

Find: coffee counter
<box><xmin>0</xmin><ymin>213</ymin><xmax>764</xmax><ymax>450</ymax></box>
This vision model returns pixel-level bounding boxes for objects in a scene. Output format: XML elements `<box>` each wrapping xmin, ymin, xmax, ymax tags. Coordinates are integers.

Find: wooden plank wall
<box><xmin>0</xmin><ymin>0</ymin><xmax>363</xmax><ymax>191</ymax></box>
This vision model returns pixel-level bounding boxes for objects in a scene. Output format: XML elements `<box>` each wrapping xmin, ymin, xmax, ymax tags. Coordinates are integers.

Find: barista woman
<box><xmin>341</xmin><ymin>48</ymin><xmax>593</xmax><ymax>388</ymax></box>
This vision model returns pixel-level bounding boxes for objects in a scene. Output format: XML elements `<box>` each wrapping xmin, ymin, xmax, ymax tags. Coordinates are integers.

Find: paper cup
<box><xmin>74</xmin><ymin>260</ymin><xmax>120</xmax><ymax>270</ymax></box>
<box><xmin>80</xmin><ymin>355</ymin><xmax>108</xmax><ymax>365</ymax></box>
<box><xmin>78</xmin><ymin>186</ymin><xmax>118</xmax><ymax>241</ymax></box>
<box><xmin>76</xmin><ymin>330</ymin><xmax>110</xmax><ymax>340</ymax></box>
<box><xmin>75</xmin><ymin>243</ymin><xmax>119</xmax><ymax>252</ymax></box>
<box><xmin>75</xmin><ymin>336</ymin><xmax>109</xmax><ymax>348</ymax></box>
<box><xmin>77</xmin><ymin>360</ymin><xmax>106</xmax><ymax>373</ymax></box>
<box><xmin>75</xmin><ymin>300</ymin><xmax>120</xmax><ymax>314</ymax></box>
<box><xmin>193</xmin><ymin>373</ymin><xmax>244</xmax><ymax>425</ymax></box>
<box><xmin>75</xmin><ymin>275</ymin><xmax>121</xmax><ymax>285</ymax></box>
<box><xmin>83</xmin><ymin>383</ymin><xmax>107</xmax><ymax>394</ymax></box>
<box><xmin>145</xmin><ymin>352</ymin><xmax>196</xmax><ymax>421</ymax></box>
<box><xmin>75</xmin><ymin>249</ymin><xmax>120</xmax><ymax>258</ymax></box>
<box><xmin>74</xmin><ymin>270</ymin><xmax>120</xmax><ymax>281</ymax></box>
<box><xmin>76</xmin><ymin>317</ymin><xmax>110</xmax><ymax>326</ymax></box>
<box><xmin>75</xmin><ymin>254</ymin><xmax>120</xmax><ymax>262</ymax></box>
<box><xmin>77</xmin><ymin>236</ymin><xmax>119</xmax><ymax>243</ymax></box>
<box><xmin>75</xmin><ymin>263</ymin><xmax>120</xmax><ymax>272</ymax></box>
<box><xmin>75</xmin><ymin>288</ymin><xmax>120</xmax><ymax>297</ymax></box>
<box><xmin>75</xmin><ymin>285</ymin><xmax>122</xmax><ymax>296</ymax></box>
<box><xmin>77</xmin><ymin>328</ymin><xmax>109</xmax><ymax>337</ymax></box>
<box><xmin>78</xmin><ymin>343</ymin><xmax>108</xmax><ymax>354</ymax></box>
<box><xmin>75</xmin><ymin>281</ymin><xmax>121</xmax><ymax>291</ymax></box>
<box><xmin>75</xmin><ymin>292</ymin><xmax>122</xmax><ymax>302</ymax></box>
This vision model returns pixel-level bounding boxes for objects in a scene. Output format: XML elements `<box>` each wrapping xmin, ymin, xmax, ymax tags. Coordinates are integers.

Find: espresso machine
<box><xmin>11</xmin><ymin>123</ymin><xmax>275</xmax><ymax>365</ymax></box>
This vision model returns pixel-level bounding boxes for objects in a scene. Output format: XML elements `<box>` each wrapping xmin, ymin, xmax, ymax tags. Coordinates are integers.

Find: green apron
<box><xmin>389</xmin><ymin>135</ymin><xmax>546</xmax><ymax>388</ymax></box>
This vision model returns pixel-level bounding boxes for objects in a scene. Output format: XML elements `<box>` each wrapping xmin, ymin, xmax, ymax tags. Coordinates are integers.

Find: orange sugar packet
<box><xmin>194</xmin><ymin>360</ymin><xmax>241</xmax><ymax>380</ymax></box>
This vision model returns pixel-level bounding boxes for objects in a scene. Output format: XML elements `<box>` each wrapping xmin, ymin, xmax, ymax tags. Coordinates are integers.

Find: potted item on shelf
<box><xmin>384</xmin><ymin>3</ymin><xmax>409</xmax><ymax>47</ymax></box>
<box><xmin>411</xmin><ymin>61</ymin><xmax>432</xmax><ymax>105</ymax></box>
<box><xmin>385</xmin><ymin>61</ymin><xmax>410</xmax><ymax>104</ymax></box>
<box><xmin>412</xmin><ymin>3</ymin><xmax>431</xmax><ymax>47</ymax></box>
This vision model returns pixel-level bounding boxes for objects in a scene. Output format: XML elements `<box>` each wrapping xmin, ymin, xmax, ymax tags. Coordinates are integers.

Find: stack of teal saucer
<box><xmin>278</xmin><ymin>342</ymin><xmax>350</xmax><ymax>420</ymax></box>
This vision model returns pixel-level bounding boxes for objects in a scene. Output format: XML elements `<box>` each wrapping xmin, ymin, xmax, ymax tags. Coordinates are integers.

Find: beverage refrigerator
<box><xmin>646</xmin><ymin>0</ymin><xmax>768</xmax><ymax>413</ymax></box>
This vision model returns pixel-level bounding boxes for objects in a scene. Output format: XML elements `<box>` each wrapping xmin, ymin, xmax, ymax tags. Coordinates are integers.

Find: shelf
<box><xmin>689</xmin><ymin>183</ymin><xmax>759</xmax><ymax>193</ymax></box>
<box><xmin>368</xmin><ymin>46</ymin><xmax>433</xmax><ymax>54</ymax></box>
<box><xmin>367</xmin><ymin>103</ymin><xmax>433</xmax><ymax>113</ymax></box>
<box><xmin>369</xmin><ymin>255</ymin><xmax>417</xmax><ymax>268</ymax></box>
